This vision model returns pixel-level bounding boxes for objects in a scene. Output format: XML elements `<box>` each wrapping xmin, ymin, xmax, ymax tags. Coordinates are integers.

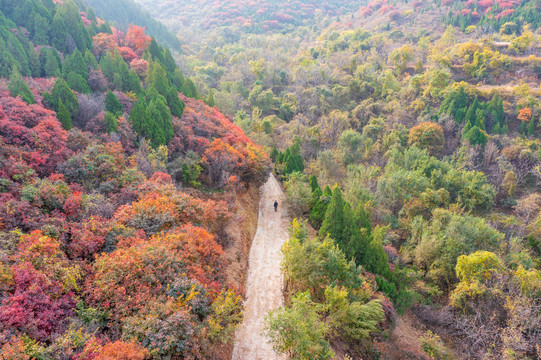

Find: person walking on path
<box><xmin>273</xmin><ymin>200</ymin><xmax>278</xmax><ymax>212</ymax></box>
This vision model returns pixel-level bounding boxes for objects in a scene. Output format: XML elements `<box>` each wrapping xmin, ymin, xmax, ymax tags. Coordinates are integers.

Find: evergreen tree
<box><xmin>84</xmin><ymin>49</ymin><xmax>98</xmax><ymax>70</ymax></box>
<box><xmin>162</xmin><ymin>47</ymin><xmax>177</xmax><ymax>74</ymax></box>
<box><xmin>206</xmin><ymin>89</ymin><xmax>215</xmax><ymax>107</ymax></box>
<box><xmin>181</xmin><ymin>77</ymin><xmax>197</xmax><ymax>98</ymax></box>
<box><xmin>42</xmin><ymin>48</ymin><xmax>61</xmax><ymax>77</ymax></box>
<box><xmin>308</xmin><ymin>175</ymin><xmax>319</xmax><ymax>192</ymax></box>
<box><xmin>0</xmin><ymin>46</ymin><xmax>17</xmax><ymax>78</ymax></box>
<box><xmin>8</xmin><ymin>66</ymin><xmax>34</xmax><ymax>104</ymax></box>
<box><xmin>45</xmin><ymin>77</ymin><xmax>79</xmax><ymax>117</ymax></box>
<box><xmin>66</xmin><ymin>72</ymin><xmax>91</xmax><ymax>94</ymax></box>
<box><xmin>62</xmin><ymin>49</ymin><xmax>88</xmax><ymax>79</ymax></box>
<box><xmin>129</xmin><ymin>97</ymin><xmax>148</xmax><ymax>138</ymax></box>
<box><xmin>283</xmin><ymin>140</ymin><xmax>304</xmax><ymax>175</ymax></box>
<box><xmin>50</xmin><ymin>13</ymin><xmax>67</xmax><ymax>53</ymax></box>
<box><xmin>342</xmin><ymin>202</ymin><xmax>363</xmax><ymax>263</ymax></box>
<box><xmin>170</xmin><ymin>68</ymin><xmax>185</xmax><ymax>91</ymax></box>
<box><xmin>319</xmin><ymin>186</ymin><xmax>345</xmax><ymax>245</ymax></box>
<box><xmin>103</xmin><ymin>111</ymin><xmax>118</xmax><ymax>133</ymax></box>
<box><xmin>105</xmin><ymin>91</ymin><xmax>123</xmax><ymax>116</ymax></box>
<box><xmin>166</xmin><ymin>88</ymin><xmax>185</xmax><ymax>118</ymax></box>
<box><xmin>527</xmin><ymin>116</ymin><xmax>537</xmax><ymax>137</ymax></box>
<box><xmin>126</xmin><ymin>69</ymin><xmax>144</xmax><ymax>94</ymax></box>
<box><xmin>464</xmin><ymin>97</ymin><xmax>479</xmax><ymax>127</ymax></box>
<box><xmin>463</xmin><ymin>126</ymin><xmax>488</xmax><ymax>147</ymax></box>
<box><xmin>57</xmin><ymin>98</ymin><xmax>72</xmax><ymax>130</ymax></box>
<box><xmin>146</xmin><ymin>62</ymin><xmax>170</xmax><ymax>98</ymax></box>
<box><xmin>148</xmin><ymin>37</ymin><xmax>164</xmax><ymax>63</ymax></box>
<box><xmin>362</xmin><ymin>226</ymin><xmax>391</xmax><ymax>279</ymax></box>
<box><xmin>31</xmin><ymin>13</ymin><xmax>50</xmax><ymax>45</ymax></box>
<box><xmin>270</xmin><ymin>146</ymin><xmax>278</xmax><ymax>162</ymax></box>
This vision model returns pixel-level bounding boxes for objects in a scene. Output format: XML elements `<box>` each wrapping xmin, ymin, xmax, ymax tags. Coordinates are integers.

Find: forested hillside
<box><xmin>142</xmin><ymin>0</ymin><xmax>541</xmax><ymax>358</ymax></box>
<box><xmin>82</xmin><ymin>0</ymin><xmax>181</xmax><ymax>50</ymax></box>
<box><xmin>0</xmin><ymin>0</ymin><xmax>271</xmax><ymax>358</ymax></box>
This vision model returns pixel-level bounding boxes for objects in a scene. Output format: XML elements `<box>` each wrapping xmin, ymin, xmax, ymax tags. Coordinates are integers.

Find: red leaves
<box><xmin>0</xmin><ymin>265</ymin><xmax>76</xmax><ymax>342</ymax></box>
<box><xmin>75</xmin><ymin>338</ymin><xmax>148</xmax><ymax>360</ymax></box>
<box><xmin>518</xmin><ymin>107</ymin><xmax>532</xmax><ymax>122</ymax></box>
<box><xmin>0</xmin><ymin>96</ymin><xmax>70</xmax><ymax>176</ymax></box>
<box><xmin>68</xmin><ymin>216</ymin><xmax>112</xmax><ymax>259</ymax></box>
<box><xmin>124</xmin><ymin>25</ymin><xmax>151</xmax><ymax>56</ymax></box>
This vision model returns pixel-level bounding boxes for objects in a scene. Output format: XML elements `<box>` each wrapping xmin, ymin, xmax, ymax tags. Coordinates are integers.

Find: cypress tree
<box><xmin>319</xmin><ymin>186</ymin><xmax>345</xmax><ymax>244</ymax></box>
<box><xmin>181</xmin><ymin>77</ymin><xmax>197</xmax><ymax>98</ymax></box>
<box><xmin>342</xmin><ymin>202</ymin><xmax>363</xmax><ymax>263</ymax></box>
<box><xmin>162</xmin><ymin>47</ymin><xmax>177</xmax><ymax>74</ymax></box>
<box><xmin>148</xmin><ymin>38</ymin><xmax>164</xmax><ymax>63</ymax></box>
<box><xmin>146</xmin><ymin>62</ymin><xmax>170</xmax><ymax>98</ymax></box>
<box><xmin>362</xmin><ymin>226</ymin><xmax>391</xmax><ymax>279</ymax></box>
<box><xmin>50</xmin><ymin>13</ymin><xmax>67</xmax><ymax>53</ymax></box>
<box><xmin>308</xmin><ymin>175</ymin><xmax>319</xmax><ymax>192</ymax></box>
<box><xmin>45</xmin><ymin>77</ymin><xmax>79</xmax><ymax>117</ymax></box>
<box><xmin>270</xmin><ymin>146</ymin><xmax>278</xmax><ymax>163</ymax></box>
<box><xmin>167</xmin><ymin>88</ymin><xmax>185</xmax><ymax>118</ymax></box>
<box><xmin>43</xmin><ymin>48</ymin><xmax>61</xmax><ymax>77</ymax></box>
<box><xmin>84</xmin><ymin>49</ymin><xmax>98</xmax><ymax>70</ymax></box>
<box><xmin>464</xmin><ymin>97</ymin><xmax>479</xmax><ymax>127</ymax></box>
<box><xmin>206</xmin><ymin>89</ymin><xmax>215</xmax><ymax>107</ymax></box>
<box><xmin>126</xmin><ymin>69</ymin><xmax>144</xmax><ymax>94</ymax></box>
<box><xmin>170</xmin><ymin>68</ymin><xmax>185</xmax><ymax>91</ymax></box>
<box><xmin>9</xmin><ymin>66</ymin><xmax>34</xmax><ymax>104</ymax></box>
<box><xmin>103</xmin><ymin>111</ymin><xmax>118</xmax><ymax>133</ymax></box>
<box><xmin>354</xmin><ymin>203</ymin><xmax>372</xmax><ymax>235</ymax></box>
<box><xmin>31</xmin><ymin>13</ymin><xmax>49</xmax><ymax>45</ymax></box>
<box><xmin>527</xmin><ymin>116</ymin><xmax>536</xmax><ymax>137</ymax></box>
<box><xmin>66</xmin><ymin>72</ymin><xmax>91</xmax><ymax>94</ymax></box>
<box><xmin>129</xmin><ymin>97</ymin><xmax>148</xmax><ymax>138</ymax></box>
<box><xmin>63</xmin><ymin>49</ymin><xmax>88</xmax><ymax>79</ymax></box>
<box><xmin>105</xmin><ymin>91</ymin><xmax>123</xmax><ymax>116</ymax></box>
<box><xmin>57</xmin><ymin>98</ymin><xmax>72</xmax><ymax>130</ymax></box>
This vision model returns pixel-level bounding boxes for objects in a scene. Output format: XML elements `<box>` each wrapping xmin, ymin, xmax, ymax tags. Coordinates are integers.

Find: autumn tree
<box><xmin>408</xmin><ymin>122</ymin><xmax>445</xmax><ymax>155</ymax></box>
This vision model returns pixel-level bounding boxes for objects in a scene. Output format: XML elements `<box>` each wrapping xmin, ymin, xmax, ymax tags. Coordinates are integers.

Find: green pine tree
<box><xmin>57</xmin><ymin>98</ymin><xmax>72</xmax><ymax>130</ymax></box>
<box><xmin>103</xmin><ymin>111</ymin><xmax>118</xmax><ymax>133</ymax></box>
<box><xmin>8</xmin><ymin>66</ymin><xmax>34</xmax><ymax>104</ymax></box>
<box><xmin>129</xmin><ymin>97</ymin><xmax>148</xmax><ymax>137</ymax></box>
<box><xmin>527</xmin><ymin>116</ymin><xmax>537</xmax><ymax>137</ymax></box>
<box><xmin>105</xmin><ymin>91</ymin><xmax>123</xmax><ymax>116</ymax></box>
<box><xmin>84</xmin><ymin>49</ymin><xmax>98</xmax><ymax>70</ymax></box>
<box><xmin>42</xmin><ymin>48</ymin><xmax>61</xmax><ymax>78</ymax></box>
<box><xmin>62</xmin><ymin>49</ymin><xmax>88</xmax><ymax>79</ymax></box>
<box><xmin>166</xmin><ymin>88</ymin><xmax>185</xmax><ymax>118</ymax></box>
<box><xmin>66</xmin><ymin>72</ymin><xmax>91</xmax><ymax>94</ymax></box>
<box><xmin>362</xmin><ymin>226</ymin><xmax>391</xmax><ymax>279</ymax></box>
<box><xmin>45</xmin><ymin>77</ymin><xmax>79</xmax><ymax>117</ymax></box>
<box><xmin>341</xmin><ymin>202</ymin><xmax>363</xmax><ymax>263</ymax></box>
<box><xmin>319</xmin><ymin>186</ymin><xmax>345</xmax><ymax>244</ymax></box>
<box><xmin>206</xmin><ymin>89</ymin><xmax>216</xmax><ymax>107</ymax></box>
<box><xmin>146</xmin><ymin>62</ymin><xmax>170</xmax><ymax>98</ymax></box>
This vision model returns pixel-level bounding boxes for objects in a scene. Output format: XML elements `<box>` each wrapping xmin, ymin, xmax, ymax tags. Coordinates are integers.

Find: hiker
<box><xmin>274</xmin><ymin>200</ymin><xmax>278</xmax><ymax>212</ymax></box>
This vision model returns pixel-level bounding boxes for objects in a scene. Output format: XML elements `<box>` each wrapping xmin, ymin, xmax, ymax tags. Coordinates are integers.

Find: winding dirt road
<box><xmin>232</xmin><ymin>175</ymin><xmax>288</xmax><ymax>360</ymax></box>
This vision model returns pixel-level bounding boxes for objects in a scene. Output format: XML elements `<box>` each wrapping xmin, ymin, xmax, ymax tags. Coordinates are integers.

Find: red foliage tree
<box><xmin>0</xmin><ymin>265</ymin><xmax>76</xmax><ymax>342</ymax></box>
<box><xmin>124</xmin><ymin>25</ymin><xmax>151</xmax><ymax>56</ymax></box>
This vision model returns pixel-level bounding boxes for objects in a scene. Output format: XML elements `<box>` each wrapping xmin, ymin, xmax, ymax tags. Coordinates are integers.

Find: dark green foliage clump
<box><xmin>44</xmin><ymin>77</ymin><xmax>79</xmax><ymax>118</ymax></box>
<box><xmin>105</xmin><ymin>91</ymin><xmax>123</xmax><ymax>116</ymax></box>
<box><xmin>57</xmin><ymin>99</ymin><xmax>72</xmax><ymax>130</ymax></box>
<box><xmin>8</xmin><ymin>66</ymin><xmax>34</xmax><ymax>104</ymax></box>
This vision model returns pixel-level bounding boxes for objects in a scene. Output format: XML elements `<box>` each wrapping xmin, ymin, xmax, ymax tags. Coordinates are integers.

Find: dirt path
<box><xmin>232</xmin><ymin>175</ymin><xmax>288</xmax><ymax>360</ymax></box>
